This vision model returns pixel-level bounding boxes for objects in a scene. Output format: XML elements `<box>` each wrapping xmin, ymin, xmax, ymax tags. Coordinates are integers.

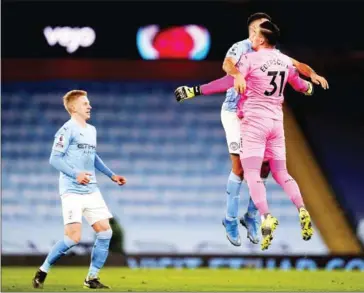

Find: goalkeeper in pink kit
<box><xmin>175</xmin><ymin>13</ymin><xmax>328</xmax><ymax>248</ymax></box>
<box><xmin>237</xmin><ymin>20</ymin><xmax>314</xmax><ymax>250</ymax></box>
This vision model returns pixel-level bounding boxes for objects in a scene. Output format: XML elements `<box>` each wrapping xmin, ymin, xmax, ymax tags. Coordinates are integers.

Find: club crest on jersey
<box><xmin>229</xmin><ymin>142</ymin><xmax>239</xmax><ymax>151</ymax></box>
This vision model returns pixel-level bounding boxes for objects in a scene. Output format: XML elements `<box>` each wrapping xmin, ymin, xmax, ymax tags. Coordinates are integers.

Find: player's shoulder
<box><xmin>235</xmin><ymin>50</ymin><xmax>255</xmax><ymax>69</ymax></box>
<box><xmin>228</xmin><ymin>39</ymin><xmax>252</xmax><ymax>51</ymax></box>
<box><xmin>277</xmin><ymin>51</ymin><xmax>293</xmax><ymax>66</ymax></box>
<box><xmin>236</xmin><ymin>39</ymin><xmax>252</xmax><ymax>50</ymax></box>
<box><xmin>55</xmin><ymin>119</ymin><xmax>75</xmax><ymax>136</ymax></box>
<box><xmin>240</xmin><ymin>50</ymin><xmax>255</xmax><ymax>60</ymax></box>
<box><xmin>240</xmin><ymin>38</ymin><xmax>251</xmax><ymax>45</ymax></box>
<box><xmin>87</xmin><ymin>123</ymin><xmax>97</xmax><ymax>132</ymax></box>
<box><xmin>86</xmin><ymin>122</ymin><xmax>96</xmax><ymax>129</ymax></box>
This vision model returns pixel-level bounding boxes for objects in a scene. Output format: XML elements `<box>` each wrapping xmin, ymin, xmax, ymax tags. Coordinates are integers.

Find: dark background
<box><xmin>3</xmin><ymin>1</ymin><xmax>364</xmax><ymax>58</ymax></box>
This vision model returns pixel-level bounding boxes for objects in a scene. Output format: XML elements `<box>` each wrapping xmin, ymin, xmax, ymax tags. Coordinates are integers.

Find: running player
<box><xmin>32</xmin><ymin>90</ymin><xmax>127</xmax><ymax>289</ymax></box>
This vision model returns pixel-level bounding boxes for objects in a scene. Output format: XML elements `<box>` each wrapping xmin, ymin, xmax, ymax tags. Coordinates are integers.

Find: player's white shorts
<box><xmin>221</xmin><ymin>109</ymin><xmax>240</xmax><ymax>155</ymax></box>
<box><xmin>61</xmin><ymin>191</ymin><xmax>113</xmax><ymax>226</ymax></box>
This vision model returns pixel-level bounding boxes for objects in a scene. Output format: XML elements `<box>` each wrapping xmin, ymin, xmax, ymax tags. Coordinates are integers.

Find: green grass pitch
<box><xmin>2</xmin><ymin>267</ymin><xmax>364</xmax><ymax>292</ymax></box>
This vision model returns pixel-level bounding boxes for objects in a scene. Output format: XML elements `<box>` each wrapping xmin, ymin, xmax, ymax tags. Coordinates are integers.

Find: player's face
<box><xmin>249</xmin><ymin>18</ymin><xmax>269</xmax><ymax>40</ymax></box>
<box><xmin>73</xmin><ymin>96</ymin><xmax>92</xmax><ymax>120</ymax></box>
<box><xmin>251</xmin><ymin>31</ymin><xmax>265</xmax><ymax>50</ymax></box>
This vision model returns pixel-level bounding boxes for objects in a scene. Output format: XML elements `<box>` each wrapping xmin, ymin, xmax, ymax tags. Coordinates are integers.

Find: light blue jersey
<box><xmin>222</xmin><ymin>39</ymin><xmax>253</xmax><ymax>112</ymax></box>
<box><xmin>51</xmin><ymin>119</ymin><xmax>99</xmax><ymax>195</ymax></box>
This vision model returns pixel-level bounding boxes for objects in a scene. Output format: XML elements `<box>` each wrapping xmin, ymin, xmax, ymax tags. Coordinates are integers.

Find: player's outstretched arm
<box><xmin>174</xmin><ymin>75</ymin><xmax>234</xmax><ymax>103</ymax></box>
<box><xmin>290</xmin><ymin>57</ymin><xmax>329</xmax><ymax>89</ymax></box>
<box><xmin>287</xmin><ymin>66</ymin><xmax>314</xmax><ymax>96</ymax></box>
<box><xmin>174</xmin><ymin>41</ymin><xmax>251</xmax><ymax>102</ymax></box>
<box><xmin>95</xmin><ymin>154</ymin><xmax>126</xmax><ymax>185</ymax></box>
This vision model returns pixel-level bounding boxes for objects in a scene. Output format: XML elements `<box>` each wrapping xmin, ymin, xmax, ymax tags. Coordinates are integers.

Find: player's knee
<box><xmin>92</xmin><ymin>218</ymin><xmax>112</xmax><ymax>233</ymax></box>
<box><xmin>232</xmin><ymin>165</ymin><xmax>244</xmax><ymax>178</ymax></box>
<box><xmin>66</xmin><ymin>232</ymin><xmax>81</xmax><ymax>244</ymax></box>
<box><xmin>271</xmin><ymin>170</ymin><xmax>280</xmax><ymax>181</ymax></box>
<box><xmin>64</xmin><ymin>223</ymin><xmax>82</xmax><ymax>243</ymax></box>
<box><xmin>97</xmin><ymin>229</ymin><xmax>113</xmax><ymax>240</ymax></box>
<box><xmin>244</xmin><ymin>169</ymin><xmax>261</xmax><ymax>182</ymax></box>
<box><xmin>271</xmin><ymin>170</ymin><xmax>290</xmax><ymax>183</ymax></box>
<box><xmin>231</xmin><ymin>155</ymin><xmax>244</xmax><ymax>179</ymax></box>
<box><xmin>260</xmin><ymin>161</ymin><xmax>271</xmax><ymax>179</ymax></box>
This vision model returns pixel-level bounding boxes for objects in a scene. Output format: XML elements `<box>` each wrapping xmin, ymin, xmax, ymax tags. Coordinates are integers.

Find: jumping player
<box><xmin>174</xmin><ymin>12</ymin><xmax>327</xmax><ymax>247</ymax></box>
<box><xmin>236</xmin><ymin>21</ymin><xmax>314</xmax><ymax>250</ymax></box>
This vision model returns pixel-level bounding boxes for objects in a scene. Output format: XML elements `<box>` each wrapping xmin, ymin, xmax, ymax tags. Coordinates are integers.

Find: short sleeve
<box><xmin>225</xmin><ymin>41</ymin><xmax>250</xmax><ymax>64</ymax></box>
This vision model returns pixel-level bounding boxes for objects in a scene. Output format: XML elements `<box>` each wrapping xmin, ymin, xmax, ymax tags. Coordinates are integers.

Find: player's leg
<box><xmin>240</xmin><ymin>143</ymin><xmax>271</xmax><ymax>244</ymax></box>
<box><xmin>268</xmin><ymin>120</ymin><xmax>313</xmax><ymax>241</ymax></box>
<box><xmin>238</xmin><ymin>146</ymin><xmax>260</xmax><ymax>244</ymax></box>
<box><xmin>240</xmin><ymin>117</ymin><xmax>279</xmax><ymax>250</ymax></box>
<box><xmin>32</xmin><ymin>194</ymin><xmax>82</xmax><ymax>289</ymax></box>
<box><xmin>239</xmin><ymin>145</ymin><xmax>272</xmax><ymax>244</ymax></box>
<box><xmin>220</xmin><ymin>110</ymin><xmax>244</xmax><ymax>246</ymax></box>
<box><xmin>83</xmin><ymin>191</ymin><xmax>113</xmax><ymax>289</ymax></box>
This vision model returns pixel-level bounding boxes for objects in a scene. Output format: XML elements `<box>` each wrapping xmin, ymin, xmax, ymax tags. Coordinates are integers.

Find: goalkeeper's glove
<box><xmin>304</xmin><ymin>81</ymin><xmax>314</xmax><ymax>96</ymax></box>
<box><xmin>174</xmin><ymin>86</ymin><xmax>202</xmax><ymax>102</ymax></box>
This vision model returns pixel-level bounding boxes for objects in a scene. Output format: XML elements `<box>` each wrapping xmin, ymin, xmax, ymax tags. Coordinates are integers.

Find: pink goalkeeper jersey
<box><xmin>237</xmin><ymin>48</ymin><xmax>309</xmax><ymax>121</ymax></box>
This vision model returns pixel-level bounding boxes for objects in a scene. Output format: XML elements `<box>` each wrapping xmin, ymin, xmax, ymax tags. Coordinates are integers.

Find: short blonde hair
<box><xmin>63</xmin><ymin>90</ymin><xmax>87</xmax><ymax>115</ymax></box>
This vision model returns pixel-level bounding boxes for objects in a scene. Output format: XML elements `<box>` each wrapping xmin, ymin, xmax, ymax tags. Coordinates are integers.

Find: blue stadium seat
<box><xmin>2</xmin><ymin>81</ymin><xmax>318</xmax><ymax>255</ymax></box>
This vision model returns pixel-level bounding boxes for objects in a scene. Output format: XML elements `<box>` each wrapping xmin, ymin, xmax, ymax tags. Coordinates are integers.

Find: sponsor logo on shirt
<box><xmin>77</xmin><ymin>143</ymin><xmax>96</xmax><ymax>150</ymax></box>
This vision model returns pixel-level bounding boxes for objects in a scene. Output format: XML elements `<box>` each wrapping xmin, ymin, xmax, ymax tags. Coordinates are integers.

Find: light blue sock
<box><xmin>87</xmin><ymin>230</ymin><xmax>113</xmax><ymax>278</ymax></box>
<box><xmin>40</xmin><ymin>236</ymin><xmax>77</xmax><ymax>273</ymax></box>
<box><xmin>247</xmin><ymin>197</ymin><xmax>258</xmax><ymax>217</ymax></box>
<box><xmin>225</xmin><ymin>171</ymin><xmax>242</xmax><ymax>220</ymax></box>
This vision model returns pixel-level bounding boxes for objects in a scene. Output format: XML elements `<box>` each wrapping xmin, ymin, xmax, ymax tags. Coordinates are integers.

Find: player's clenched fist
<box><xmin>304</xmin><ymin>81</ymin><xmax>314</xmax><ymax>96</ymax></box>
<box><xmin>77</xmin><ymin>172</ymin><xmax>92</xmax><ymax>185</ymax></box>
<box><xmin>112</xmin><ymin>175</ymin><xmax>127</xmax><ymax>186</ymax></box>
<box><xmin>174</xmin><ymin>86</ymin><xmax>197</xmax><ymax>102</ymax></box>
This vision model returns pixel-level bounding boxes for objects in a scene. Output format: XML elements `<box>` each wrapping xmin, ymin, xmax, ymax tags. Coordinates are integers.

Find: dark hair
<box><xmin>247</xmin><ymin>12</ymin><xmax>272</xmax><ymax>27</ymax></box>
<box><xmin>259</xmin><ymin>20</ymin><xmax>280</xmax><ymax>46</ymax></box>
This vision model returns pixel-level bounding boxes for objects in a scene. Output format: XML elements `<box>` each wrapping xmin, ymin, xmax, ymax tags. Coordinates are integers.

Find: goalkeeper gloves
<box><xmin>174</xmin><ymin>86</ymin><xmax>202</xmax><ymax>102</ymax></box>
<box><xmin>304</xmin><ymin>81</ymin><xmax>314</xmax><ymax>96</ymax></box>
